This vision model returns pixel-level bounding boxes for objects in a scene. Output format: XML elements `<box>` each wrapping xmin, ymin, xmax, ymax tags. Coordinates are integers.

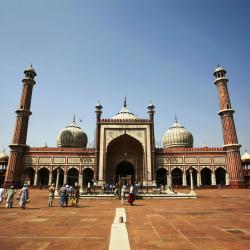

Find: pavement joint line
<box><xmin>109</xmin><ymin>208</ymin><xmax>130</xmax><ymax>250</ymax></box>
<box><xmin>169</xmin><ymin>219</ymin><xmax>200</xmax><ymax>250</ymax></box>
<box><xmin>149</xmin><ymin>221</ymin><xmax>167</xmax><ymax>248</ymax></box>
<box><xmin>0</xmin><ymin>236</ymin><xmax>104</xmax><ymax>239</ymax></box>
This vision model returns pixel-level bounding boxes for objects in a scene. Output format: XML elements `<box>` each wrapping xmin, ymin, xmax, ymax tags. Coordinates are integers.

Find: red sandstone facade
<box><xmin>3</xmin><ymin>66</ymin><xmax>248</xmax><ymax>189</ymax></box>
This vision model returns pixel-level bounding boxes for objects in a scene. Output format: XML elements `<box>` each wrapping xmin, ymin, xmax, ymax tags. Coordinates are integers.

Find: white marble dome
<box><xmin>0</xmin><ymin>151</ymin><xmax>8</xmax><ymax>162</ymax></box>
<box><xmin>112</xmin><ymin>99</ymin><xmax>138</xmax><ymax>120</ymax></box>
<box><xmin>57</xmin><ymin>118</ymin><xmax>88</xmax><ymax>148</ymax></box>
<box><xmin>162</xmin><ymin>120</ymin><xmax>193</xmax><ymax>148</ymax></box>
<box><xmin>241</xmin><ymin>152</ymin><xmax>250</xmax><ymax>162</ymax></box>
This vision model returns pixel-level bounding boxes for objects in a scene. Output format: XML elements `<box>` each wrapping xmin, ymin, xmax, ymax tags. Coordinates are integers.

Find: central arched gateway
<box><xmin>106</xmin><ymin>134</ymin><xmax>144</xmax><ymax>184</ymax></box>
<box><xmin>115</xmin><ymin>161</ymin><xmax>135</xmax><ymax>183</ymax></box>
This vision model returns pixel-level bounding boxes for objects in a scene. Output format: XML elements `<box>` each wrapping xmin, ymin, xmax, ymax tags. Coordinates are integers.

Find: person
<box><xmin>72</xmin><ymin>185</ymin><xmax>80</xmax><ymax>207</ymax></box>
<box><xmin>48</xmin><ymin>183</ymin><xmax>55</xmax><ymax>207</ymax></box>
<box><xmin>65</xmin><ymin>185</ymin><xmax>70</xmax><ymax>206</ymax></box>
<box><xmin>121</xmin><ymin>185</ymin><xmax>126</xmax><ymax>205</ymax></box>
<box><xmin>18</xmin><ymin>184</ymin><xmax>29</xmax><ymax>209</ymax></box>
<box><xmin>93</xmin><ymin>181</ymin><xmax>96</xmax><ymax>192</ymax></box>
<box><xmin>87</xmin><ymin>182</ymin><xmax>91</xmax><ymax>194</ymax></box>
<box><xmin>114</xmin><ymin>185</ymin><xmax>119</xmax><ymax>199</ymax></box>
<box><xmin>6</xmin><ymin>186</ymin><xmax>16</xmax><ymax>208</ymax></box>
<box><xmin>0</xmin><ymin>185</ymin><xmax>4</xmax><ymax>205</ymax></box>
<box><xmin>59</xmin><ymin>184</ymin><xmax>67</xmax><ymax>207</ymax></box>
<box><xmin>127</xmin><ymin>184</ymin><xmax>135</xmax><ymax>206</ymax></box>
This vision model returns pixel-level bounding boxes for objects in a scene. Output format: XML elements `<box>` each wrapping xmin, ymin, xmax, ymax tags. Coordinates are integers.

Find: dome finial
<box><xmin>73</xmin><ymin>114</ymin><xmax>76</xmax><ymax>124</ymax></box>
<box><xmin>124</xmin><ymin>96</ymin><xmax>127</xmax><ymax>108</ymax></box>
<box><xmin>175</xmin><ymin>114</ymin><xmax>178</xmax><ymax>122</ymax></box>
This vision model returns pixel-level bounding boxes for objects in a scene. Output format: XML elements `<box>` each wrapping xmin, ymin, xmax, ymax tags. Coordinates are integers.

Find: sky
<box><xmin>0</xmin><ymin>0</ymin><xmax>250</xmax><ymax>154</ymax></box>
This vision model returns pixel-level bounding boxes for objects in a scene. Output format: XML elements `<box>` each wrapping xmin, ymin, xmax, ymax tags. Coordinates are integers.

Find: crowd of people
<box><xmin>0</xmin><ymin>184</ymin><xmax>30</xmax><ymax>209</ymax></box>
<box><xmin>0</xmin><ymin>181</ymin><xmax>138</xmax><ymax>209</ymax></box>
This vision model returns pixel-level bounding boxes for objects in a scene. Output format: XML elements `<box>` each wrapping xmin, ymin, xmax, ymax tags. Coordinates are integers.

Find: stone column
<box><xmin>63</xmin><ymin>172</ymin><xmax>68</xmax><ymax>185</ymax></box>
<box><xmin>55</xmin><ymin>168</ymin><xmax>60</xmax><ymax>196</ymax></box>
<box><xmin>226</xmin><ymin>172</ymin><xmax>230</xmax><ymax>185</ymax></box>
<box><xmin>48</xmin><ymin>172</ymin><xmax>52</xmax><ymax>186</ymax></box>
<box><xmin>78</xmin><ymin>173</ymin><xmax>83</xmax><ymax>193</ymax></box>
<box><xmin>182</xmin><ymin>171</ymin><xmax>187</xmax><ymax>186</ymax></box>
<box><xmin>211</xmin><ymin>171</ymin><xmax>216</xmax><ymax>186</ymax></box>
<box><xmin>168</xmin><ymin>173</ymin><xmax>172</xmax><ymax>188</ymax></box>
<box><xmin>197</xmin><ymin>172</ymin><xmax>201</xmax><ymax>187</ymax></box>
<box><xmin>34</xmin><ymin>171</ymin><xmax>38</xmax><ymax>186</ymax></box>
<box><xmin>189</xmin><ymin>169</ymin><xmax>194</xmax><ymax>190</ymax></box>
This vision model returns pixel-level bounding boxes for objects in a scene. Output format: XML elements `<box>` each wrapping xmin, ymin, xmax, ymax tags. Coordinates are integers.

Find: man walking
<box><xmin>48</xmin><ymin>183</ymin><xmax>55</xmax><ymax>207</ymax></box>
<box><xmin>18</xmin><ymin>184</ymin><xmax>29</xmax><ymax>209</ymax></box>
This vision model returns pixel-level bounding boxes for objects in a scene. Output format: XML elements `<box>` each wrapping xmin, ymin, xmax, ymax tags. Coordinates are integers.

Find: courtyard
<box><xmin>0</xmin><ymin>189</ymin><xmax>250</xmax><ymax>250</ymax></box>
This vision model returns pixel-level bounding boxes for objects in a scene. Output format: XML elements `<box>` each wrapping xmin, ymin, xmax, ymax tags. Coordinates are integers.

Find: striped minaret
<box><xmin>4</xmin><ymin>66</ymin><xmax>37</xmax><ymax>188</ymax></box>
<box><xmin>213</xmin><ymin>66</ymin><xmax>244</xmax><ymax>187</ymax></box>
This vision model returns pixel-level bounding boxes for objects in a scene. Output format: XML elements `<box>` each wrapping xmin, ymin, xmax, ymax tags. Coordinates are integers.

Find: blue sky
<box><xmin>0</xmin><ymin>0</ymin><xmax>250</xmax><ymax>153</ymax></box>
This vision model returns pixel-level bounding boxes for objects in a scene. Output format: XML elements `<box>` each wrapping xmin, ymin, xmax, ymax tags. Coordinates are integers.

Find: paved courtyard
<box><xmin>0</xmin><ymin>189</ymin><xmax>250</xmax><ymax>250</ymax></box>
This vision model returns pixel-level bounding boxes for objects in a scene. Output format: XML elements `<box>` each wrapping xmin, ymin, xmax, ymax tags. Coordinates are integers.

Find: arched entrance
<box><xmin>82</xmin><ymin>168</ymin><xmax>94</xmax><ymax>187</ymax></box>
<box><xmin>215</xmin><ymin>167</ymin><xmax>226</xmax><ymax>185</ymax></box>
<box><xmin>187</xmin><ymin>168</ymin><xmax>197</xmax><ymax>186</ymax></box>
<box><xmin>23</xmin><ymin>167</ymin><xmax>35</xmax><ymax>185</ymax></box>
<box><xmin>156</xmin><ymin>168</ymin><xmax>167</xmax><ymax>187</ymax></box>
<box><xmin>67</xmin><ymin>168</ymin><xmax>79</xmax><ymax>186</ymax></box>
<box><xmin>38</xmin><ymin>167</ymin><xmax>49</xmax><ymax>186</ymax></box>
<box><xmin>106</xmin><ymin>134</ymin><xmax>143</xmax><ymax>184</ymax></box>
<box><xmin>201</xmin><ymin>167</ymin><xmax>211</xmax><ymax>185</ymax></box>
<box><xmin>116</xmin><ymin>161</ymin><xmax>134</xmax><ymax>184</ymax></box>
<box><xmin>172</xmin><ymin>168</ymin><xmax>183</xmax><ymax>186</ymax></box>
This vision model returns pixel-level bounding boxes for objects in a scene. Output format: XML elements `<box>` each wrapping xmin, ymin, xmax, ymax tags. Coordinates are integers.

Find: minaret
<box><xmin>4</xmin><ymin>66</ymin><xmax>37</xmax><ymax>188</ymax></box>
<box><xmin>213</xmin><ymin>66</ymin><xmax>244</xmax><ymax>187</ymax></box>
<box><xmin>95</xmin><ymin>101</ymin><xmax>103</xmax><ymax>183</ymax></box>
<box><xmin>147</xmin><ymin>101</ymin><xmax>156</xmax><ymax>184</ymax></box>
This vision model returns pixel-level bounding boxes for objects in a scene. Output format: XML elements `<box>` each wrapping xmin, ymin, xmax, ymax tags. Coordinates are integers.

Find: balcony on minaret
<box><xmin>24</xmin><ymin>65</ymin><xmax>37</xmax><ymax>80</ymax></box>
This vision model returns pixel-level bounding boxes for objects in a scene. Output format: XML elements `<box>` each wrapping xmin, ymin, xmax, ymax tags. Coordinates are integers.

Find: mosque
<box><xmin>2</xmin><ymin>66</ymin><xmax>250</xmax><ymax>190</ymax></box>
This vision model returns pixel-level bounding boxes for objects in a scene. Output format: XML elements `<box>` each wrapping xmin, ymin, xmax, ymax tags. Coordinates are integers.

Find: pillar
<box><xmin>55</xmin><ymin>168</ymin><xmax>60</xmax><ymax>196</ymax></box>
<box><xmin>48</xmin><ymin>172</ymin><xmax>52</xmax><ymax>186</ymax></box>
<box><xmin>78</xmin><ymin>173</ymin><xmax>83</xmax><ymax>193</ymax></box>
<box><xmin>63</xmin><ymin>172</ymin><xmax>67</xmax><ymax>185</ymax></box>
<box><xmin>226</xmin><ymin>172</ymin><xmax>230</xmax><ymax>185</ymax></box>
<box><xmin>211</xmin><ymin>171</ymin><xmax>216</xmax><ymax>186</ymax></box>
<box><xmin>197</xmin><ymin>172</ymin><xmax>201</xmax><ymax>187</ymax></box>
<box><xmin>182</xmin><ymin>171</ymin><xmax>187</xmax><ymax>186</ymax></box>
<box><xmin>189</xmin><ymin>169</ymin><xmax>194</xmax><ymax>190</ymax></box>
<box><xmin>34</xmin><ymin>171</ymin><xmax>38</xmax><ymax>186</ymax></box>
<box><xmin>167</xmin><ymin>173</ymin><xmax>172</xmax><ymax>188</ymax></box>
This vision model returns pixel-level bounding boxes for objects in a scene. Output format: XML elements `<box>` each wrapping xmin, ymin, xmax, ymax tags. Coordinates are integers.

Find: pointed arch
<box><xmin>201</xmin><ymin>167</ymin><xmax>212</xmax><ymax>185</ymax></box>
<box><xmin>215</xmin><ymin>167</ymin><xmax>226</xmax><ymax>185</ymax></box>
<box><xmin>172</xmin><ymin>168</ymin><xmax>183</xmax><ymax>186</ymax></box>
<box><xmin>156</xmin><ymin>168</ymin><xmax>168</xmax><ymax>187</ymax></box>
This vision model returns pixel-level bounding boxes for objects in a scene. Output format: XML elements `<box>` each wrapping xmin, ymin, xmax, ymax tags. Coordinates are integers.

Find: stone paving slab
<box><xmin>0</xmin><ymin>189</ymin><xmax>250</xmax><ymax>249</ymax></box>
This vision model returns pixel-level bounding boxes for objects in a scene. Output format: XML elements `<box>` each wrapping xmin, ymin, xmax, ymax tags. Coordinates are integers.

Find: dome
<box><xmin>112</xmin><ymin>98</ymin><xmax>138</xmax><ymax>120</ymax></box>
<box><xmin>213</xmin><ymin>65</ymin><xmax>226</xmax><ymax>76</ymax></box>
<box><xmin>24</xmin><ymin>65</ymin><xmax>36</xmax><ymax>75</ymax></box>
<box><xmin>241</xmin><ymin>151</ymin><xmax>250</xmax><ymax>162</ymax></box>
<box><xmin>0</xmin><ymin>150</ymin><xmax>9</xmax><ymax>162</ymax></box>
<box><xmin>162</xmin><ymin>120</ymin><xmax>193</xmax><ymax>148</ymax></box>
<box><xmin>57</xmin><ymin>118</ymin><xmax>88</xmax><ymax>148</ymax></box>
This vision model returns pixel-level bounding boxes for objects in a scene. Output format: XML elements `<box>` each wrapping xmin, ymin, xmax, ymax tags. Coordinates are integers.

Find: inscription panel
<box><xmin>170</xmin><ymin>157</ymin><xmax>183</xmax><ymax>164</ymax></box>
<box><xmin>199</xmin><ymin>157</ymin><xmax>212</xmax><ymax>164</ymax></box>
<box><xmin>38</xmin><ymin>157</ymin><xmax>51</xmax><ymax>164</ymax></box>
<box><xmin>68</xmin><ymin>157</ymin><xmax>81</xmax><ymax>164</ymax></box>
<box><xmin>53</xmin><ymin>157</ymin><xmax>65</xmax><ymax>164</ymax></box>
<box><xmin>83</xmin><ymin>158</ymin><xmax>94</xmax><ymax>164</ymax></box>
<box><xmin>185</xmin><ymin>157</ymin><xmax>197</xmax><ymax>164</ymax></box>
<box><xmin>213</xmin><ymin>156</ymin><xmax>226</xmax><ymax>164</ymax></box>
